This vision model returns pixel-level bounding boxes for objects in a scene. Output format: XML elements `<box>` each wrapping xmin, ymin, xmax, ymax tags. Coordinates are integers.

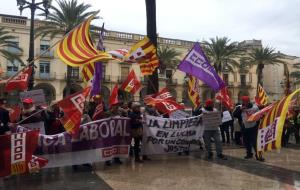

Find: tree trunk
<box><xmin>145</xmin><ymin>0</ymin><xmax>159</xmax><ymax>95</ymax></box>
<box><xmin>256</xmin><ymin>64</ymin><xmax>264</xmax><ymax>96</ymax></box>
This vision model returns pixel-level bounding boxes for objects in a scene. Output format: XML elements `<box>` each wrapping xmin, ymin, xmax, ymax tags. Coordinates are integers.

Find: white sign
<box><xmin>170</xmin><ymin>110</ymin><xmax>190</xmax><ymax>119</ymax></box>
<box><xmin>222</xmin><ymin>111</ymin><xmax>233</xmax><ymax>123</ymax></box>
<box><xmin>257</xmin><ymin>117</ymin><xmax>279</xmax><ymax>151</ymax></box>
<box><xmin>142</xmin><ymin>115</ymin><xmax>204</xmax><ymax>155</ymax></box>
<box><xmin>202</xmin><ymin>111</ymin><xmax>222</xmax><ymax>130</ymax></box>
<box><xmin>20</xmin><ymin>89</ymin><xmax>46</xmax><ymax>106</ymax></box>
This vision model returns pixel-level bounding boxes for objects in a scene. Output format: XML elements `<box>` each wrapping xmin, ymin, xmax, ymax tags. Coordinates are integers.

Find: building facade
<box><xmin>0</xmin><ymin>14</ymin><xmax>298</xmax><ymax>107</ymax></box>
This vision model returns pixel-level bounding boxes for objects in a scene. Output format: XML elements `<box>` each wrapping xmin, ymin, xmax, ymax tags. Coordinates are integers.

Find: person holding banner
<box><xmin>19</xmin><ymin>98</ymin><xmax>44</xmax><ymax>124</ymax></box>
<box><xmin>233</xmin><ymin>96</ymin><xmax>264</xmax><ymax>161</ymax></box>
<box><xmin>202</xmin><ymin>99</ymin><xmax>227</xmax><ymax>160</ymax></box>
<box><xmin>129</xmin><ymin>103</ymin><xmax>144</xmax><ymax>163</ymax></box>
<box><xmin>0</xmin><ymin>98</ymin><xmax>10</xmax><ymax>135</ymax></box>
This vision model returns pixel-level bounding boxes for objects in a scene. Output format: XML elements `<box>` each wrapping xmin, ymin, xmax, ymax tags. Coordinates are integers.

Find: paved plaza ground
<box><xmin>1</xmin><ymin>145</ymin><xmax>300</xmax><ymax>190</ymax></box>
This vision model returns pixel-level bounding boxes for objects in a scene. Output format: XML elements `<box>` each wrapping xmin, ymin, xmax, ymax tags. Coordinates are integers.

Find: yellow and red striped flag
<box><xmin>81</xmin><ymin>62</ymin><xmax>95</xmax><ymax>83</ymax></box>
<box><xmin>125</xmin><ymin>37</ymin><xmax>159</xmax><ymax>75</ymax></box>
<box><xmin>187</xmin><ymin>75</ymin><xmax>201</xmax><ymax>108</ymax></box>
<box><xmin>255</xmin><ymin>84</ymin><xmax>268</xmax><ymax>106</ymax></box>
<box><xmin>56</xmin><ymin>15</ymin><xmax>112</xmax><ymax>67</ymax></box>
<box><xmin>257</xmin><ymin>87</ymin><xmax>300</xmax><ymax>153</ymax></box>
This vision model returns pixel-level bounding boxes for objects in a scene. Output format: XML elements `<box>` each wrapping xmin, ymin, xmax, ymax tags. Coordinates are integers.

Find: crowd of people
<box><xmin>0</xmin><ymin>95</ymin><xmax>299</xmax><ymax>166</ymax></box>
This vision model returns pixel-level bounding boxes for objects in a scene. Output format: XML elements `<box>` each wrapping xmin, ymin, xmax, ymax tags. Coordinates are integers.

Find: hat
<box><xmin>241</xmin><ymin>96</ymin><xmax>250</xmax><ymax>103</ymax></box>
<box><xmin>22</xmin><ymin>98</ymin><xmax>33</xmax><ymax>104</ymax></box>
<box><xmin>205</xmin><ymin>99</ymin><xmax>214</xmax><ymax>107</ymax></box>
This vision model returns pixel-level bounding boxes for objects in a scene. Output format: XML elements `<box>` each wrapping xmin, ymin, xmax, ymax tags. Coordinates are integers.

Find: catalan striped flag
<box><xmin>257</xmin><ymin>87</ymin><xmax>300</xmax><ymax>153</ymax></box>
<box><xmin>125</xmin><ymin>37</ymin><xmax>159</xmax><ymax>75</ymax></box>
<box><xmin>255</xmin><ymin>84</ymin><xmax>268</xmax><ymax>106</ymax></box>
<box><xmin>188</xmin><ymin>75</ymin><xmax>201</xmax><ymax>108</ymax></box>
<box><xmin>56</xmin><ymin>15</ymin><xmax>112</xmax><ymax>67</ymax></box>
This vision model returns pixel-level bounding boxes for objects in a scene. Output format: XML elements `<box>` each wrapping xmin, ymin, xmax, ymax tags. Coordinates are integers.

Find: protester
<box><xmin>104</xmin><ymin>103</ymin><xmax>123</xmax><ymax>166</ymax></box>
<box><xmin>129</xmin><ymin>103</ymin><xmax>144</xmax><ymax>163</ymax></box>
<box><xmin>233</xmin><ymin>96</ymin><xmax>264</xmax><ymax>161</ymax></box>
<box><xmin>220</xmin><ymin>107</ymin><xmax>232</xmax><ymax>144</ymax></box>
<box><xmin>0</xmin><ymin>98</ymin><xmax>10</xmax><ymax>135</ymax></box>
<box><xmin>42</xmin><ymin>104</ymin><xmax>65</xmax><ymax>135</ymax></box>
<box><xmin>19</xmin><ymin>98</ymin><xmax>44</xmax><ymax>124</ymax></box>
<box><xmin>192</xmin><ymin>104</ymin><xmax>204</xmax><ymax>150</ymax></box>
<box><xmin>202</xmin><ymin>99</ymin><xmax>227</xmax><ymax>160</ymax></box>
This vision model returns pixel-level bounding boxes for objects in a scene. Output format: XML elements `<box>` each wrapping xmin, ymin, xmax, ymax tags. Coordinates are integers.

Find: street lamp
<box><xmin>16</xmin><ymin>0</ymin><xmax>52</xmax><ymax>90</ymax></box>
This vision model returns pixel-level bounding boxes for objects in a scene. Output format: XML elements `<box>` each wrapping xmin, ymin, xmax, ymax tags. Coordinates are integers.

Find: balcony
<box><xmin>166</xmin><ymin>78</ymin><xmax>177</xmax><ymax>85</ymax></box>
<box><xmin>239</xmin><ymin>82</ymin><xmax>252</xmax><ymax>88</ymax></box>
<box><xmin>38</xmin><ymin>50</ymin><xmax>54</xmax><ymax>58</ymax></box>
<box><xmin>225</xmin><ymin>81</ymin><xmax>234</xmax><ymax>87</ymax></box>
<box><xmin>7</xmin><ymin>47</ymin><xmax>22</xmax><ymax>55</ymax></box>
<box><xmin>35</xmin><ymin>72</ymin><xmax>56</xmax><ymax>80</ymax></box>
<box><xmin>64</xmin><ymin>73</ymin><xmax>83</xmax><ymax>82</ymax></box>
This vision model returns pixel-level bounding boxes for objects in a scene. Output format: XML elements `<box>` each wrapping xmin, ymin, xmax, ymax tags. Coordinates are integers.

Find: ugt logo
<box><xmin>70</xmin><ymin>94</ymin><xmax>85</xmax><ymax>113</ymax></box>
<box><xmin>162</xmin><ymin>102</ymin><xmax>176</xmax><ymax>111</ymax></box>
<box><xmin>186</xmin><ymin>50</ymin><xmax>208</xmax><ymax>68</ymax></box>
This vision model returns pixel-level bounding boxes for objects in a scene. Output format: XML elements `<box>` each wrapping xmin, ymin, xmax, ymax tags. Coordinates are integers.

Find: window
<box><xmin>6</xmin><ymin>39</ymin><xmax>20</xmax><ymax>54</ymax></box>
<box><xmin>7</xmin><ymin>60</ymin><xmax>19</xmax><ymax>74</ymax></box>
<box><xmin>40</xmin><ymin>40</ymin><xmax>50</xmax><ymax>51</ymax></box>
<box><xmin>40</xmin><ymin>61</ymin><xmax>50</xmax><ymax>73</ymax></box>
<box><xmin>223</xmin><ymin>74</ymin><xmax>229</xmax><ymax>84</ymax></box>
<box><xmin>121</xmin><ymin>67</ymin><xmax>129</xmax><ymax>81</ymax></box>
<box><xmin>166</xmin><ymin>69</ymin><xmax>173</xmax><ymax>79</ymax></box>
<box><xmin>102</xmin><ymin>65</ymin><xmax>106</xmax><ymax>78</ymax></box>
<box><xmin>69</xmin><ymin>67</ymin><xmax>79</xmax><ymax>78</ymax></box>
<box><xmin>240</xmin><ymin>75</ymin><xmax>246</xmax><ymax>85</ymax></box>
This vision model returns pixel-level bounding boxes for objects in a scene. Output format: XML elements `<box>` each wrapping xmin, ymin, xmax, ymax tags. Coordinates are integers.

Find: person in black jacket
<box><xmin>129</xmin><ymin>103</ymin><xmax>144</xmax><ymax>163</ymax></box>
<box><xmin>0</xmin><ymin>98</ymin><xmax>10</xmax><ymax>135</ymax></box>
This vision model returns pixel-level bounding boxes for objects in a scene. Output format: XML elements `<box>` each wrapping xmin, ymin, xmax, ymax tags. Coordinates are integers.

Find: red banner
<box><xmin>57</xmin><ymin>87</ymin><xmax>91</xmax><ymax>136</ymax></box>
<box><xmin>121</xmin><ymin>70</ymin><xmax>141</xmax><ymax>94</ymax></box>
<box><xmin>216</xmin><ymin>87</ymin><xmax>234</xmax><ymax>110</ymax></box>
<box><xmin>92</xmin><ymin>102</ymin><xmax>104</xmax><ymax>120</ymax></box>
<box><xmin>7</xmin><ymin>106</ymin><xmax>21</xmax><ymax>123</ymax></box>
<box><xmin>154</xmin><ymin>100</ymin><xmax>185</xmax><ymax>114</ymax></box>
<box><xmin>5</xmin><ymin>66</ymin><xmax>33</xmax><ymax>92</ymax></box>
<box><xmin>109</xmin><ymin>84</ymin><xmax>119</xmax><ymax>107</ymax></box>
<box><xmin>0</xmin><ymin>130</ymin><xmax>40</xmax><ymax>177</ymax></box>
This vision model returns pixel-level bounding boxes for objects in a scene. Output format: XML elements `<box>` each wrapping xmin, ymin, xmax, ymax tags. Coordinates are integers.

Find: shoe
<box><xmin>105</xmin><ymin>161</ymin><xmax>111</xmax><ymax>166</ymax></box>
<box><xmin>114</xmin><ymin>158</ymin><xmax>123</xmax><ymax>165</ymax></box>
<box><xmin>217</xmin><ymin>154</ymin><xmax>227</xmax><ymax>160</ymax></box>
<box><xmin>206</xmin><ymin>152</ymin><xmax>213</xmax><ymax>159</ymax></box>
<box><xmin>244</xmin><ymin>154</ymin><xmax>253</xmax><ymax>159</ymax></box>
<box><xmin>135</xmin><ymin>158</ymin><xmax>144</xmax><ymax>163</ymax></box>
<box><xmin>255</xmin><ymin>154</ymin><xmax>265</xmax><ymax>162</ymax></box>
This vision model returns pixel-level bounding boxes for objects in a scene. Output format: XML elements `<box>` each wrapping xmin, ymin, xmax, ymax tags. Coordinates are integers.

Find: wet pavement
<box><xmin>1</xmin><ymin>144</ymin><xmax>300</xmax><ymax>190</ymax></box>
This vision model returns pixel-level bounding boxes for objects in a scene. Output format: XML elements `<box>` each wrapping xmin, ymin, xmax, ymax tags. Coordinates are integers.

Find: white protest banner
<box><xmin>21</xmin><ymin>122</ymin><xmax>46</xmax><ymax>134</ymax></box>
<box><xmin>20</xmin><ymin>89</ymin><xmax>46</xmax><ymax>106</ymax></box>
<box><xmin>142</xmin><ymin>115</ymin><xmax>204</xmax><ymax>155</ymax></box>
<box><xmin>222</xmin><ymin>111</ymin><xmax>232</xmax><ymax>123</ymax></box>
<box><xmin>202</xmin><ymin>111</ymin><xmax>222</xmax><ymax>130</ymax></box>
<box><xmin>170</xmin><ymin>110</ymin><xmax>190</xmax><ymax>119</ymax></box>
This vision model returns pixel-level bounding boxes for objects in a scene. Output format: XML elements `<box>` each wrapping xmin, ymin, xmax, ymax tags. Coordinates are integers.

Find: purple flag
<box><xmin>178</xmin><ymin>42</ymin><xmax>225</xmax><ymax>92</ymax></box>
<box><xmin>91</xmin><ymin>24</ymin><xmax>105</xmax><ymax>96</ymax></box>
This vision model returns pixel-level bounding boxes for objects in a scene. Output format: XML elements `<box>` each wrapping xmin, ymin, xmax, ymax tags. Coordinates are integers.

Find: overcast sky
<box><xmin>1</xmin><ymin>0</ymin><xmax>300</xmax><ymax>56</ymax></box>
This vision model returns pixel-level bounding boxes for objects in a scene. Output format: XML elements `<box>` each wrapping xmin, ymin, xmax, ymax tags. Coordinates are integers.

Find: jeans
<box><xmin>203</xmin><ymin>130</ymin><xmax>223</xmax><ymax>155</ymax></box>
<box><xmin>243</xmin><ymin>126</ymin><xmax>258</xmax><ymax>156</ymax></box>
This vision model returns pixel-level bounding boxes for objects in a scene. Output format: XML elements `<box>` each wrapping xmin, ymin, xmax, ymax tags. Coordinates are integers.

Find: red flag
<box><xmin>7</xmin><ymin>105</ymin><xmax>21</xmax><ymax>123</ymax></box>
<box><xmin>216</xmin><ymin>87</ymin><xmax>233</xmax><ymax>110</ymax></box>
<box><xmin>109</xmin><ymin>84</ymin><xmax>119</xmax><ymax>107</ymax></box>
<box><xmin>0</xmin><ymin>131</ymin><xmax>40</xmax><ymax>177</ymax></box>
<box><xmin>5</xmin><ymin>66</ymin><xmax>33</xmax><ymax>92</ymax></box>
<box><xmin>144</xmin><ymin>88</ymin><xmax>175</xmax><ymax>105</ymax></box>
<box><xmin>121</xmin><ymin>70</ymin><xmax>141</xmax><ymax>94</ymax></box>
<box><xmin>92</xmin><ymin>102</ymin><xmax>104</xmax><ymax>120</ymax></box>
<box><xmin>247</xmin><ymin>103</ymin><xmax>275</xmax><ymax>122</ymax></box>
<box><xmin>27</xmin><ymin>155</ymin><xmax>48</xmax><ymax>173</ymax></box>
<box><xmin>57</xmin><ymin>87</ymin><xmax>91</xmax><ymax>137</ymax></box>
<box><xmin>154</xmin><ymin>100</ymin><xmax>185</xmax><ymax>114</ymax></box>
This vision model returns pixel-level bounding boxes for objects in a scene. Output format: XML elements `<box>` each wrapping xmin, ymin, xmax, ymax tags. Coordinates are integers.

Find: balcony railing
<box><xmin>166</xmin><ymin>78</ymin><xmax>177</xmax><ymax>85</ymax></box>
<box><xmin>225</xmin><ymin>81</ymin><xmax>234</xmax><ymax>87</ymax></box>
<box><xmin>35</xmin><ymin>72</ymin><xmax>56</xmax><ymax>80</ymax></box>
<box><xmin>102</xmin><ymin>75</ymin><xmax>111</xmax><ymax>82</ymax></box>
<box><xmin>38</xmin><ymin>50</ymin><xmax>54</xmax><ymax>58</ymax></box>
<box><xmin>239</xmin><ymin>82</ymin><xmax>252</xmax><ymax>88</ymax></box>
<box><xmin>118</xmin><ymin>76</ymin><xmax>128</xmax><ymax>83</ymax></box>
<box><xmin>64</xmin><ymin>73</ymin><xmax>83</xmax><ymax>82</ymax></box>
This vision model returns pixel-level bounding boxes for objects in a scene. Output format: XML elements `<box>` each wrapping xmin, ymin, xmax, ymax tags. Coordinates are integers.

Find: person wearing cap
<box><xmin>19</xmin><ymin>98</ymin><xmax>44</xmax><ymax>124</ymax></box>
<box><xmin>0</xmin><ymin>98</ymin><xmax>10</xmax><ymax>135</ymax></box>
<box><xmin>202</xmin><ymin>99</ymin><xmax>227</xmax><ymax>160</ymax></box>
<box><xmin>233</xmin><ymin>96</ymin><xmax>264</xmax><ymax>161</ymax></box>
<box><xmin>129</xmin><ymin>102</ymin><xmax>144</xmax><ymax>163</ymax></box>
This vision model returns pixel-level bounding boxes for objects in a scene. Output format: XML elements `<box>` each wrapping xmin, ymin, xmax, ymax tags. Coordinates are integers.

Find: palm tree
<box><xmin>246</xmin><ymin>47</ymin><xmax>284</xmax><ymax>93</ymax></box>
<box><xmin>203</xmin><ymin>37</ymin><xmax>242</xmax><ymax>74</ymax></box>
<box><xmin>0</xmin><ymin>27</ymin><xmax>24</xmax><ymax>67</ymax></box>
<box><xmin>157</xmin><ymin>46</ymin><xmax>181</xmax><ymax>74</ymax></box>
<box><xmin>35</xmin><ymin>0</ymin><xmax>97</xmax><ymax>96</ymax></box>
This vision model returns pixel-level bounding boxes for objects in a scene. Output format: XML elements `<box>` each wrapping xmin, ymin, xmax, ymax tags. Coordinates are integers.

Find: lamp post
<box><xmin>16</xmin><ymin>0</ymin><xmax>51</xmax><ymax>90</ymax></box>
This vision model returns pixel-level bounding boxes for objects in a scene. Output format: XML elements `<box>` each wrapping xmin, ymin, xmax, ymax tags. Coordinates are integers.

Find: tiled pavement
<box><xmin>1</xmin><ymin>144</ymin><xmax>300</xmax><ymax>190</ymax></box>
